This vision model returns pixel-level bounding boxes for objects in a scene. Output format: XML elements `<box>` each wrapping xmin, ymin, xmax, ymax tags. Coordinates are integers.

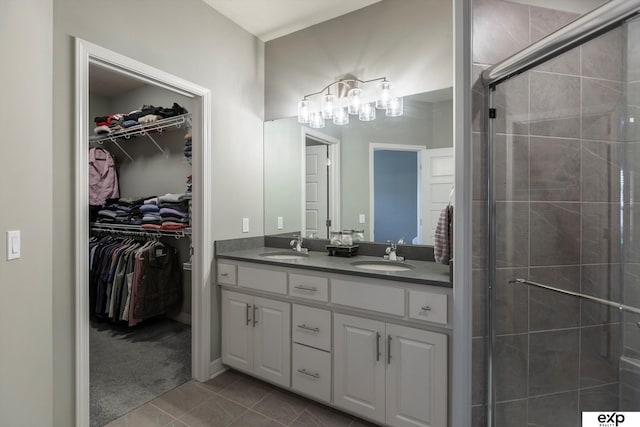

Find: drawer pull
<box><xmin>297</xmin><ymin>368</ymin><xmax>320</xmax><ymax>379</ymax></box>
<box><xmin>220</xmin><ymin>273</ymin><xmax>229</xmax><ymax>277</ymax></box>
<box><xmin>297</xmin><ymin>324</ymin><xmax>320</xmax><ymax>333</ymax></box>
<box><xmin>245</xmin><ymin>304</ymin><xmax>251</xmax><ymax>326</ymax></box>
<box><xmin>421</xmin><ymin>305</ymin><xmax>432</xmax><ymax>312</ymax></box>
<box><xmin>294</xmin><ymin>285</ymin><xmax>317</xmax><ymax>292</ymax></box>
<box><xmin>253</xmin><ymin>305</ymin><xmax>258</xmax><ymax>326</ymax></box>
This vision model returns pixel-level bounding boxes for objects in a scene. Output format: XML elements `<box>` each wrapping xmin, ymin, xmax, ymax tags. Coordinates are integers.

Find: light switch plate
<box><xmin>277</xmin><ymin>216</ymin><xmax>284</xmax><ymax>230</ymax></box>
<box><xmin>359</xmin><ymin>214</ymin><xmax>366</xmax><ymax>224</ymax></box>
<box><xmin>242</xmin><ymin>218</ymin><xmax>249</xmax><ymax>233</ymax></box>
<box><xmin>7</xmin><ymin>230</ymin><xmax>20</xmax><ymax>260</ymax></box>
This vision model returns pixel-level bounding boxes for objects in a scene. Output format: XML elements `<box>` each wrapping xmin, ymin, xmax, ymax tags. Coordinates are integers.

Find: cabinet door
<box><xmin>385</xmin><ymin>324</ymin><xmax>448</xmax><ymax>427</ymax></box>
<box><xmin>333</xmin><ymin>313</ymin><xmax>386</xmax><ymax>423</ymax></box>
<box><xmin>253</xmin><ymin>296</ymin><xmax>291</xmax><ymax>387</ymax></box>
<box><xmin>221</xmin><ymin>290</ymin><xmax>253</xmax><ymax>373</ymax></box>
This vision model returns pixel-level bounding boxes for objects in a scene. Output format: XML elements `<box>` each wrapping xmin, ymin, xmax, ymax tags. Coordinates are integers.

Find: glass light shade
<box><xmin>376</xmin><ymin>82</ymin><xmax>392</xmax><ymax>109</ymax></box>
<box><xmin>359</xmin><ymin>102</ymin><xmax>376</xmax><ymax>121</ymax></box>
<box><xmin>297</xmin><ymin>100</ymin><xmax>310</xmax><ymax>124</ymax></box>
<box><xmin>333</xmin><ymin>107</ymin><xmax>349</xmax><ymax>125</ymax></box>
<box><xmin>322</xmin><ymin>94</ymin><xmax>335</xmax><ymax>119</ymax></box>
<box><xmin>386</xmin><ymin>97</ymin><xmax>404</xmax><ymax>117</ymax></box>
<box><xmin>309</xmin><ymin>111</ymin><xmax>325</xmax><ymax>128</ymax></box>
<box><xmin>347</xmin><ymin>88</ymin><xmax>362</xmax><ymax>115</ymax></box>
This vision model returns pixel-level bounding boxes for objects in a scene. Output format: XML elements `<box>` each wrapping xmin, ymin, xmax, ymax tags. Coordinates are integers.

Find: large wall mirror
<box><xmin>264</xmin><ymin>87</ymin><xmax>453</xmax><ymax>246</ymax></box>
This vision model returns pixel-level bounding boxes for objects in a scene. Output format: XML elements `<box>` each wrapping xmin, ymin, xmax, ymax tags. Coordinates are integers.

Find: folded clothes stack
<box><xmin>184</xmin><ymin>132</ymin><xmax>192</xmax><ymax>163</ymax></box>
<box><xmin>93</xmin><ymin>102</ymin><xmax>188</xmax><ymax>135</ymax></box>
<box><xmin>93</xmin><ymin>193</ymin><xmax>191</xmax><ymax>229</ymax></box>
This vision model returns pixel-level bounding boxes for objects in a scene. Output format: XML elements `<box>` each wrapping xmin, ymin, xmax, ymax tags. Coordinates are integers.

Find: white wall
<box><xmin>52</xmin><ymin>1</ymin><xmax>264</xmax><ymax>425</ymax></box>
<box><xmin>0</xmin><ymin>0</ymin><xmax>53</xmax><ymax>426</ymax></box>
<box><xmin>265</xmin><ymin>0</ymin><xmax>453</xmax><ymax>120</ymax></box>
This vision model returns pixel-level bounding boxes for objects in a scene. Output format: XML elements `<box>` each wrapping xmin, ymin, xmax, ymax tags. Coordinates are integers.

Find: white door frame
<box><xmin>300</xmin><ymin>127</ymin><xmax>340</xmax><ymax>237</ymax></box>
<box><xmin>368</xmin><ymin>143</ymin><xmax>427</xmax><ymax>243</ymax></box>
<box><xmin>75</xmin><ymin>38</ymin><xmax>212</xmax><ymax>426</ymax></box>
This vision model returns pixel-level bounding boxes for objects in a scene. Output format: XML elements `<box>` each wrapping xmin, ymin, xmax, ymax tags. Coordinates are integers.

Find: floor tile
<box><xmin>227</xmin><ymin>410</ymin><xmax>286</xmax><ymax>426</ymax></box>
<box><xmin>104</xmin><ymin>403</ymin><xmax>175</xmax><ymax>427</ymax></box>
<box><xmin>291</xmin><ymin>403</ymin><xmax>353</xmax><ymax>427</ymax></box>
<box><xmin>219</xmin><ymin>376</ymin><xmax>274</xmax><ymax>407</ymax></box>
<box><xmin>177</xmin><ymin>394</ymin><xmax>246</xmax><ymax>427</ymax></box>
<box><xmin>252</xmin><ymin>390</ymin><xmax>308</xmax><ymax>424</ymax></box>
<box><xmin>151</xmin><ymin>381</ymin><xmax>216</xmax><ymax>418</ymax></box>
<box><xmin>199</xmin><ymin>370</ymin><xmax>245</xmax><ymax>393</ymax></box>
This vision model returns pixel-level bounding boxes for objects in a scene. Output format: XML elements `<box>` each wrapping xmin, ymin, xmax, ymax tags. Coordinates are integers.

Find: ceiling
<box><xmin>202</xmin><ymin>0</ymin><xmax>382</xmax><ymax>42</ymax></box>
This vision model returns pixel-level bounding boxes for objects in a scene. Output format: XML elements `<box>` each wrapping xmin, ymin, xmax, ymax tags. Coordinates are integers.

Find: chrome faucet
<box><xmin>384</xmin><ymin>240</ymin><xmax>404</xmax><ymax>262</ymax></box>
<box><xmin>290</xmin><ymin>235</ymin><xmax>308</xmax><ymax>253</ymax></box>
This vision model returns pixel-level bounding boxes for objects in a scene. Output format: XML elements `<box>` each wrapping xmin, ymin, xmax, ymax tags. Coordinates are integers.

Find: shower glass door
<box><xmin>487</xmin><ymin>17</ymin><xmax>640</xmax><ymax>426</ymax></box>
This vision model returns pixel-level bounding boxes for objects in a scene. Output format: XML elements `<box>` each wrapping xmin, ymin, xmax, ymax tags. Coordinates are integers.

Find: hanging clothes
<box><xmin>89</xmin><ymin>236</ymin><xmax>182</xmax><ymax>326</ymax></box>
<box><xmin>89</xmin><ymin>147</ymin><xmax>119</xmax><ymax>206</ymax></box>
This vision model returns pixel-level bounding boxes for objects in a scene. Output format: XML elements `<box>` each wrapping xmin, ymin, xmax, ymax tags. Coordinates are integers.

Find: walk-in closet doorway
<box><xmin>75</xmin><ymin>38</ymin><xmax>213</xmax><ymax>427</ymax></box>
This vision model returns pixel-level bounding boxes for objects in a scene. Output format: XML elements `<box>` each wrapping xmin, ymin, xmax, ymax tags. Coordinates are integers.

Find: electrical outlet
<box><xmin>359</xmin><ymin>214</ymin><xmax>366</xmax><ymax>224</ymax></box>
<box><xmin>277</xmin><ymin>216</ymin><xmax>284</xmax><ymax>230</ymax></box>
<box><xmin>242</xmin><ymin>218</ymin><xmax>249</xmax><ymax>233</ymax></box>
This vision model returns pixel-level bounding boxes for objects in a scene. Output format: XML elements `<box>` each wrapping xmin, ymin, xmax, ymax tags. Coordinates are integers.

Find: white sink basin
<box><xmin>260</xmin><ymin>251</ymin><xmax>309</xmax><ymax>260</ymax></box>
<box><xmin>351</xmin><ymin>260</ymin><xmax>414</xmax><ymax>272</ymax></box>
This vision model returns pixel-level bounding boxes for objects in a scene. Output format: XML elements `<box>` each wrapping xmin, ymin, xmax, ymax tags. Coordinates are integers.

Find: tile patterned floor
<box><xmin>105</xmin><ymin>369</ymin><xmax>379</xmax><ymax>427</ymax></box>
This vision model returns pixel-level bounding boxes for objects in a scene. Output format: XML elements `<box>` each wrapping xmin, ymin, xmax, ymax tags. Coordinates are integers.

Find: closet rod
<box><xmin>91</xmin><ymin>223</ymin><xmax>191</xmax><ymax>239</ymax></box>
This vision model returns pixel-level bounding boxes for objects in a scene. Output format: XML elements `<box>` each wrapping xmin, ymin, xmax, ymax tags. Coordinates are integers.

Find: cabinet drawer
<box><xmin>292</xmin><ymin>305</ymin><xmax>331</xmax><ymax>351</ymax></box>
<box><xmin>238</xmin><ymin>265</ymin><xmax>287</xmax><ymax>294</ymax></box>
<box><xmin>217</xmin><ymin>262</ymin><xmax>237</xmax><ymax>285</ymax></box>
<box><xmin>408</xmin><ymin>290</ymin><xmax>448</xmax><ymax>325</ymax></box>
<box><xmin>331</xmin><ymin>278</ymin><xmax>405</xmax><ymax>316</ymax></box>
<box><xmin>292</xmin><ymin>343</ymin><xmax>331</xmax><ymax>403</ymax></box>
<box><xmin>289</xmin><ymin>273</ymin><xmax>329</xmax><ymax>302</ymax></box>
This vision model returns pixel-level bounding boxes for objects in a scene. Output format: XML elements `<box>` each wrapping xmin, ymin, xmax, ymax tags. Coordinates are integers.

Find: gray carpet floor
<box><xmin>90</xmin><ymin>317</ymin><xmax>191</xmax><ymax>427</ymax></box>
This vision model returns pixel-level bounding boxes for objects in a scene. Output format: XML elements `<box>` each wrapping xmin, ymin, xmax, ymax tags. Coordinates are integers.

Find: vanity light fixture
<box><xmin>297</xmin><ymin>76</ymin><xmax>403</xmax><ymax>127</ymax></box>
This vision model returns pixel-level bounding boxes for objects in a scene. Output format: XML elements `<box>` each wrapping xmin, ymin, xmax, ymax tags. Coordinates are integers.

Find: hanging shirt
<box><xmin>89</xmin><ymin>147</ymin><xmax>119</xmax><ymax>205</ymax></box>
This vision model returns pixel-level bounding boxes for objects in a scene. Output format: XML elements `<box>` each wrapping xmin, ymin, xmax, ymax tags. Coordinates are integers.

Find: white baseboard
<box><xmin>209</xmin><ymin>358</ymin><xmax>226</xmax><ymax>379</ymax></box>
<box><xmin>169</xmin><ymin>311</ymin><xmax>191</xmax><ymax>325</ymax></box>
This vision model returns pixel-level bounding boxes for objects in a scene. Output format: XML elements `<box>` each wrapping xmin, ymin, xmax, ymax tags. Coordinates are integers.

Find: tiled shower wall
<box><xmin>471</xmin><ymin>0</ymin><xmax>628</xmax><ymax>425</ymax></box>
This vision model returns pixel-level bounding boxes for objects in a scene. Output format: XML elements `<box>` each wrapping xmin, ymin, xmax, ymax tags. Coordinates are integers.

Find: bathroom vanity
<box><xmin>217</xmin><ymin>246</ymin><xmax>451</xmax><ymax>427</ymax></box>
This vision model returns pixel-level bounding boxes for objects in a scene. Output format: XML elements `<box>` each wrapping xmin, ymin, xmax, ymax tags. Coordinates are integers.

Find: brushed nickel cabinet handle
<box><xmin>294</xmin><ymin>285</ymin><xmax>317</xmax><ymax>292</ymax></box>
<box><xmin>376</xmin><ymin>332</ymin><xmax>381</xmax><ymax>362</ymax></box>
<box><xmin>297</xmin><ymin>324</ymin><xmax>320</xmax><ymax>333</ymax></box>
<box><xmin>297</xmin><ymin>368</ymin><xmax>320</xmax><ymax>379</ymax></box>
<box><xmin>221</xmin><ymin>273</ymin><xmax>229</xmax><ymax>277</ymax></box>
<box><xmin>387</xmin><ymin>335</ymin><xmax>392</xmax><ymax>365</ymax></box>
<box><xmin>245</xmin><ymin>304</ymin><xmax>251</xmax><ymax>326</ymax></box>
<box><xmin>253</xmin><ymin>305</ymin><xmax>258</xmax><ymax>326</ymax></box>
<box><xmin>421</xmin><ymin>305</ymin><xmax>432</xmax><ymax>312</ymax></box>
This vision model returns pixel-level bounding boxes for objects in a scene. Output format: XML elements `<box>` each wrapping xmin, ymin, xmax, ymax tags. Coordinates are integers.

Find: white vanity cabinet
<box><xmin>333</xmin><ymin>314</ymin><xmax>447</xmax><ymax>427</ymax></box>
<box><xmin>221</xmin><ymin>289</ymin><xmax>291</xmax><ymax>387</ymax></box>
<box><xmin>217</xmin><ymin>258</ymin><xmax>450</xmax><ymax>426</ymax></box>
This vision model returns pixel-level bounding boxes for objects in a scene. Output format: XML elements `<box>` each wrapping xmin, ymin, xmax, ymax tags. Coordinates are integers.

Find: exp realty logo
<box><xmin>582</xmin><ymin>412</ymin><xmax>640</xmax><ymax>427</ymax></box>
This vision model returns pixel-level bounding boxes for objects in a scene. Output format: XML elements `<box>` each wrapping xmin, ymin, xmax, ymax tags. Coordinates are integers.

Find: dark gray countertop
<box><xmin>216</xmin><ymin>247</ymin><xmax>452</xmax><ymax>288</ymax></box>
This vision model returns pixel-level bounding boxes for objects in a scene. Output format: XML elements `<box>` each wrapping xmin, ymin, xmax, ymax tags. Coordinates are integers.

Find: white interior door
<box><xmin>333</xmin><ymin>313</ymin><xmax>386</xmax><ymax>423</ymax></box>
<box><xmin>423</xmin><ymin>147</ymin><xmax>454</xmax><ymax>245</ymax></box>
<box><xmin>221</xmin><ymin>290</ymin><xmax>253</xmax><ymax>373</ymax></box>
<box><xmin>253</xmin><ymin>296</ymin><xmax>291</xmax><ymax>388</ymax></box>
<box><xmin>305</xmin><ymin>144</ymin><xmax>329</xmax><ymax>239</ymax></box>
